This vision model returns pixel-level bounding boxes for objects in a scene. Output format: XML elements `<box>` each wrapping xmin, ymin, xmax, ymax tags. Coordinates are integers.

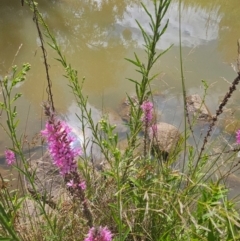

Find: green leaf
<box><xmin>152</xmin><ymin>44</ymin><xmax>173</xmax><ymax>65</ymax></box>
<box><xmin>135</xmin><ymin>20</ymin><xmax>151</xmax><ymax>45</ymax></box>
<box><xmin>128</xmin><ymin>177</ymin><xmax>141</xmax><ymax>187</ymax></box>
<box><xmin>6</xmin><ymin>120</ymin><xmax>12</xmax><ymax>134</ymax></box>
<box><xmin>125</xmin><ymin>58</ymin><xmax>142</xmax><ymax>68</ymax></box>
<box><xmin>134</xmin><ymin>52</ymin><xmax>143</xmax><ymax>66</ymax></box>
<box><xmin>126</xmin><ymin>78</ymin><xmax>140</xmax><ymax>86</ymax></box>
<box><xmin>159</xmin><ymin>20</ymin><xmax>169</xmax><ymax>38</ymax></box>
<box><xmin>0</xmin><ymin>203</ymin><xmax>20</xmax><ymax>241</ymax></box>
<box><xmin>47</xmin><ymin>42</ymin><xmax>56</xmax><ymax>50</ymax></box>
<box><xmin>207</xmin><ymin>220</ymin><xmax>217</xmax><ymax>241</ymax></box>
<box><xmin>13</xmin><ymin>119</ymin><xmax>19</xmax><ymax>129</ymax></box>
<box><xmin>55</xmin><ymin>58</ymin><xmax>64</xmax><ymax>64</ymax></box>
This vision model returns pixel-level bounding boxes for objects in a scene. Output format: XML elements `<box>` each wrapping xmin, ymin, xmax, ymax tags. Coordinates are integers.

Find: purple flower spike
<box><xmin>5</xmin><ymin>149</ymin><xmax>16</xmax><ymax>165</ymax></box>
<box><xmin>141</xmin><ymin>100</ymin><xmax>153</xmax><ymax>126</ymax></box>
<box><xmin>41</xmin><ymin>117</ymin><xmax>82</xmax><ymax>176</ymax></box>
<box><xmin>236</xmin><ymin>130</ymin><xmax>240</xmax><ymax>144</ymax></box>
<box><xmin>84</xmin><ymin>226</ymin><xmax>113</xmax><ymax>241</ymax></box>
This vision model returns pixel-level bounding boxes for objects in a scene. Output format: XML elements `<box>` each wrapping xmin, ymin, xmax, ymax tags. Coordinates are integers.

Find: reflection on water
<box><xmin>117</xmin><ymin>0</ymin><xmax>222</xmax><ymax>49</ymax></box>
<box><xmin>0</xmin><ymin>1</ymin><xmax>240</xmax><ymax>182</ymax></box>
<box><xmin>0</xmin><ymin>0</ymin><xmax>239</xmax><ymax>107</ymax></box>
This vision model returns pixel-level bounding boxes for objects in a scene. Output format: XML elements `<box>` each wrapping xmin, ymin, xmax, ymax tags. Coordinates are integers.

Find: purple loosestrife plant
<box><xmin>150</xmin><ymin>124</ymin><xmax>158</xmax><ymax>137</ymax></box>
<box><xmin>41</xmin><ymin>117</ymin><xmax>81</xmax><ymax>176</ymax></box>
<box><xmin>141</xmin><ymin>100</ymin><xmax>154</xmax><ymax>157</ymax></box>
<box><xmin>84</xmin><ymin>226</ymin><xmax>113</xmax><ymax>241</ymax></box>
<box><xmin>141</xmin><ymin>100</ymin><xmax>153</xmax><ymax>127</ymax></box>
<box><xmin>5</xmin><ymin>149</ymin><xmax>16</xmax><ymax>165</ymax></box>
<box><xmin>67</xmin><ymin>179</ymin><xmax>86</xmax><ymax>190</ymax></box>
<box><xmin>41</xmin><ymin>103</ymin><xmax>93</xmax><ymax>227</ymax></box>
<box><xmin>236</xmin><ymin>130</ymin><xmax>240</xmax><ymax>144</ymax></box>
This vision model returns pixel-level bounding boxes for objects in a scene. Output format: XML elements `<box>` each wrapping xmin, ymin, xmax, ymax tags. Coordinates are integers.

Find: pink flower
<box><xmin>79</xmin><ymin>181</ymin><xmax>86</xmax><ymax>190</ymax></box>
<box><xmin>66</xmin><ymin>179</ymin><xmax>86</xmax><ymax>190</ymax></box>
<box><xmin>141</xmin><ymin>100</ymin><xmax>153</xmax><ymax>126</ymax></box>
<box><xmin>151</xmin><ymin>124</ymin><xmax>158</xmax><ymax>137</ymax></box>
<box><xmin>84</xmin><ymin>226</ymin><xmax>112</xmax><ymax>241</ymax></box>
<box><xmin>41</xmin><ymin>117</ymin><xmax>82</xmax><ymax>176</ymax></box>
<box><xmin>5</xmin><ymin>149</ymin><xmax>16</xmax><ymax>165</ymax></box>
<box><xmin>237</xmin><ymin>130</ymin><xmax>240</xmax><ymax>144</ymax></box>
<box><xmin>67</xmin><ymin>179</ymin><xmax>74</xmax><ymax>187</ymax></box>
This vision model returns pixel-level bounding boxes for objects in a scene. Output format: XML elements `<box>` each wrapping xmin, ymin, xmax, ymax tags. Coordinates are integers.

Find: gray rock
<box><xmin>186</xmin><ymin>94</ymin><xmax>212</xmax><ymax>121</ymax></box>
<box><xmin>118</xmin><ymin>96</ymin><xmax>138</xmax><ymax>122</ymax></box>
<box><xmin>148</xmin><ymin>122</ymin><xmax>181</xmax><ymax>153</ymax></box>
<box><xmin>17</xmin><ymin>197</ymin><xmax>53</xmax><ymax>226</ymax></box>
<box><xmin>103</xmin><ymin>108</ymin><xmax>128</xmax><ymax>134</ymax></box>
<box><xmin>26</xmin><ymin>152</ymin><xmax>69</xmax><ymax>207</ymax></box>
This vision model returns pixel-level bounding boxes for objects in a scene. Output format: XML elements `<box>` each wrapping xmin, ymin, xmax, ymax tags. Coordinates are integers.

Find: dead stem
<box><xmin>196</xmin><ymin>40</ymin><xmax>240</xmax><ymax>168</ymax></box>
<box><xmin>31</xmin><ymin>1</ymin><xmax>55</xmax><ymax>112</ymax></box>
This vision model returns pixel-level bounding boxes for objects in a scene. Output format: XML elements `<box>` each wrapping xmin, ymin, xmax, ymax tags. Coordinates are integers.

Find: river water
<box><xmin>1</xmin><ymin>0</ymin><xmax>240</xmax><ymax>194</ymax></box>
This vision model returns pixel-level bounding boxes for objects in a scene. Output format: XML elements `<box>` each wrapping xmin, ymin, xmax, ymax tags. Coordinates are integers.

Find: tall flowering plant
<box><xmin>141</xmin><ymin>100</ymin><xmax>153</xmax><ymax>128</ymax></box>
<box><xmin>141</xmin><ymin>100</ymin><xmax>154</xmax><ymax>157</ymax></box>
<box><xmin>41</xmin><ymin>111</ymin><xmax>81</xmax><ymax>176</ymax></box>
<box><xmin>236</xmin><ymin>130</ymin><xmax>240</xmax><ymax>144</ymax></box>
<box><xmin>5</xmin><ymin>149</ymin><xmax>16</xmax><ymax>165</ymax></box>
<box><xmin>84</xmin><ymin>226</ymin><xmax>113</xmax><ymax>241</ymax></box>
<box><xmin>41</xmin><ymin>103</ymin><xmax>93</xmax><ymax>227</ymax></box>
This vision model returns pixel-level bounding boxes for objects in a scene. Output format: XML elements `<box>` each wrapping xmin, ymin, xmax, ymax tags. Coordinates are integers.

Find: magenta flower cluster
<box><xmin>237</xmin><ymin>130</ymin><xmax>240</xmax><ymax>144</ymax></box>
<box><xmin>84</xmin><ymin>226</ymin><xmax>112</xmax><ymax>241</ymax></box>
<box><xmin>67</xmin><ymin>179</ymin><xmax>86</xmax><ymax>190</ymax></box>
<box><xmin>5</xmin><ymin>149</ymin><xmax>16</xmax><ymax>165</ymax></box>
<box><xmin>41</xmin><ymin>118</ymin><xmax>81</xmax><ymax>176</ymax></box>
<box><xmin>141</xmin><ymin>100</ymin><xmax>153</xmax><ymax>126</ymax></box>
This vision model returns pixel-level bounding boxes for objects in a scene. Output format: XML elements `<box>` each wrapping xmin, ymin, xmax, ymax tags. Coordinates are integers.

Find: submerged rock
<box><xmin>118</xmin><ymin>96</ymin><xmax>159</xmax><ymax>124</ymax></box>
<box><xmin>118</xmin><ymin>96</ymin><xmax>138</xmax><ymax>122</ymax></box>
<box><xmin>186</xmin><ymin>94</ymin><xmax>212</xmax><ymax>122</ymax></box>
<box><xmin>103</xmin><ymin>108</ymin><xmax>128</xmax><ymax>134</ymax></box>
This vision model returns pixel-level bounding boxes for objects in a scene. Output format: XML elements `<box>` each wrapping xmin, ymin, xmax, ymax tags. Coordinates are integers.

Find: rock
<box><xmin>117</xmin><ymin>122</ymin><xmax>181</xmax><ymax>157</ymax></box>
<box><xmin>26</xmin><ymin>152</ymin><xmax>70</xmax><ymax>207</ymax></box>
<box><xmin>226</xmin><ymin>173</ymin><xmax>240</xmax><ymax>189</ymax></box>
<box><xmin>118</xmin><ymin>96</ymin><xmax>160</xmax><ymax>124</ymax></box>
<box><xmin>103</xmin><ymin>108</ymin><xmax>128</xmax><ymax>134</ymax></box>
<box><xmin>117</xmin><ymin>138</ymin><xmax>144</xmax><ymax>157</ymax></box>
<box><xmin>118</xmin><ymin>96</ymin><xmax>138</xmax><ymax>122</ymax></box>
<box><xmin>186</xmin><ymin>94</ymin><xmax>212</xmax><ymax>122</ymax></box>
<box><xmin>148</xmin><ymin>122</ymin><xmax>181</xmax><ymax>154</ymax></box>
<box><xmin>17</xmin><ymin>197</ymin><xmax>53</xmax><ymax>226</ymax></box>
